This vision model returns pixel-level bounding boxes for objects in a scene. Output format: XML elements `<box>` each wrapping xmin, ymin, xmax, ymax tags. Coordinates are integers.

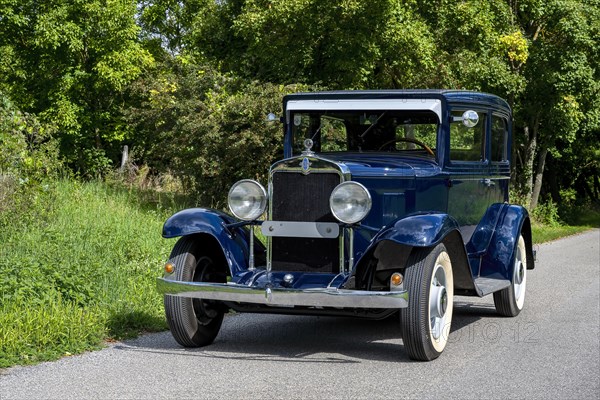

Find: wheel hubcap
<box><xmin>439</xmin><ymin>288</ymin><xmax>447</xmax><ymax>316</ymax></box>
<box><xmin>429</xmin><ymin>264</ymin><xmax>448</xmax><ymax>340</ymax></box>
<box><xmin>515</xmin><ymin>260</ymin><xmax>524</xmax><ymax>284</ymax></box>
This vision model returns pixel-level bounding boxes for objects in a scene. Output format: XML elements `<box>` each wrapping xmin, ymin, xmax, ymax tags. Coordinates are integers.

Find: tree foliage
<box><xmin>125</xmin><ymin>59</ymin><xmax>312</xmax><ymax>205</ymax></box>
<box><xmin>511</xmin><ymin>0</ymin><xmax>600</xmax><ymax>207</ymax></box>
<box><xmin>188</xmin><ymin>0</ymin><xmax>438</xmax><ymax>88</ymax></box>
<box><xmin>0</xmin><ymin>93</ymin><xmax>62</xmax><ymax>227</ymax></box>
<box><xmin>0</xmin><ymin>0</ymin><xmax>598</xmax><ymax>208</ymax></box>
<box><xmin>0</xmin><ymin>0</ymin><xmax>153</xmax><ymax>175</ymax></box>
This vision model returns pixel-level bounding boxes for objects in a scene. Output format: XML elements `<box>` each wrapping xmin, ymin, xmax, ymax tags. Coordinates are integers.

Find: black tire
<box><xmin>494</xmin><ymin>235</ymin><xmax>527</xmax><ymax>317</ymax></box>
<box><xmin>164</xmin><ymin>236</ymin><xmax>227</xmax><ymax>347</ymax></box>
<box><xmin>400</xmin><ymin>243</ymin><xmax>454</xmax><ymax>361</ymax></box>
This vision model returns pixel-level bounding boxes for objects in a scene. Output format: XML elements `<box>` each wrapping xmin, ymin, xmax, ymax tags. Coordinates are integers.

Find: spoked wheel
<box><xmin>494</xmin><ymin>235</ymin><xmax>527</xmax><ymax>317</ymax></box>
<box><xmin>164</xmin><ymin>236</ymin><xmax>227</xmax><ymax>347</ymax></box>
<box><xmin>400</xmin><ymin>243</ymin><xmax>454</xmax><ymax>361</ymax></box>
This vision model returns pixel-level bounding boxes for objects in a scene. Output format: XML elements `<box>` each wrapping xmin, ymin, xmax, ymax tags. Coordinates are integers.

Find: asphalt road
<box><xmin>1</xmin><ymin>229</ymin><xmax>598</xmax><ymax>399</ymax></box>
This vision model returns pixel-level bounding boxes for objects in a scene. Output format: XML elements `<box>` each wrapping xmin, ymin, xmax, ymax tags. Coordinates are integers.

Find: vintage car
<box><xmin>157</xmin><ymin>90</ymin><xmax>535</xmax><ymax>361</ymax></box>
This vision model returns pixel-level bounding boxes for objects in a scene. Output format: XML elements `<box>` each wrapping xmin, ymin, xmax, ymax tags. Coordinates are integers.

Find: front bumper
<box><xmin>157</xmin><ymin>278</ymin><xmax>408</xmax><ymax>309</ymax></box>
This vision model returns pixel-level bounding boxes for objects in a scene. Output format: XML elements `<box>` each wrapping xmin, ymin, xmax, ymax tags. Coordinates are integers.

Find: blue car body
<box><xmin>158</xmin><ymin>90</ymin><xmax>535</xmax><ymax>359</ymax></box>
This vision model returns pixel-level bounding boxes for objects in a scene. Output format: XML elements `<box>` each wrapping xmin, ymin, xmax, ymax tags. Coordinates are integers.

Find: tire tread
<box><xmin>164</xmin><ymin>236</ymin><xmax>224</xmax><ymax>347</ymax></box>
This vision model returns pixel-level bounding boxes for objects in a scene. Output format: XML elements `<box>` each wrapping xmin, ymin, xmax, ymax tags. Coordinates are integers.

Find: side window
<box><xmin>450</xmin><ymin>110</ymin><xmax>486</xmax><ymax>162</ymax></box>
<box><xmin>491</xmin><ymin>115</ymin><xmax>508</xmax><ymax>162</ymax></box>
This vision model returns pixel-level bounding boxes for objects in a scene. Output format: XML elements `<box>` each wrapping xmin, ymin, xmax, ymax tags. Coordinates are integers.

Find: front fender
<box><xmin>370</xmin><ymin>212</ymin><xmax>461</xmax><ymax>248</ymax></box>
<box><xmin>163</xmin><ymin>208</ymin><xmax>238</xmax><ymax>238</ymax></box>
<box><xmin>353</xmin><ymin>213</ymin><xmax>472</xmax><ymax>291</ymax></box>
<box><xmin>163</xmin><ymin>208</ymin><xmax>258</xmax><ymax>276</ymax></box>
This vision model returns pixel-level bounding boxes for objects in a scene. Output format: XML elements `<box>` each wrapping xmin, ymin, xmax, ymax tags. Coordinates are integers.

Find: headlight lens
<box><xmin>329</xmin><ymin>181</ymin><xmax>372</xmax><ymax>224</ymax></box>
<box><xmin>227</xmin><ymin>180</ymin><xmax>267</xmax><ymax>221</ymax></box>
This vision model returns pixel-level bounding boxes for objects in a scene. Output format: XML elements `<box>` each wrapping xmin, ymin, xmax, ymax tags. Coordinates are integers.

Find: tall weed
<box><xmin>0</xmin><ymin>180</ymin><xmax>178</xmax><ymax>367</ymax></box>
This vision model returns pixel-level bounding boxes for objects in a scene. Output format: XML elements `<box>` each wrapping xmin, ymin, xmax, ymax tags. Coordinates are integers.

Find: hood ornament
<box><xmin>301</xmin><ymin>139</ymin><xmax>314</xmax><ymax>174</ymax></box>
<box><xmin>302</xmin><ymin>138</ymin><xmax>314</xmax><ymax>155</ymax></box>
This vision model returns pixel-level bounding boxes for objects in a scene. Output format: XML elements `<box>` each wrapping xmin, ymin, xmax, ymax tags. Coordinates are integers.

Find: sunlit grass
<box><xmin>532</xmin><ymin>207</ymin><xmax>600</xmax><ymax>243</ymax></box>
<box><xmin>0</xmin><ymin>180</ymin><xmax>179</xmax><ymax>367</ymax></box>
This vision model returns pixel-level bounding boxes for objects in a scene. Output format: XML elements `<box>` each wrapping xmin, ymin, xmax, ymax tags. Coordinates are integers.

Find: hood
<box><xmin>321</xmin><ymin>153</ymin><xmax>441</xmax><ymax>178</ymax></box>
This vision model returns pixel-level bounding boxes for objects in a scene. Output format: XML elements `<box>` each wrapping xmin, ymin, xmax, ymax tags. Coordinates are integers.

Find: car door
<box><xmin>446</xmin><ymin>109</ymin><xmax>490</xmax><ymax>244</ymax></box>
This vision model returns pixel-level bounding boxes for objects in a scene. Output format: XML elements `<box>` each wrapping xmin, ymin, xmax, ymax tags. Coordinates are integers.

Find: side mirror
<box><xmin>453</xmin><ymin>110</ymin><xmax>479</xmax><ymax>128</ymax></box>
<box><xmin>266</xmin><ymin>113</ymin><xmax>282</xmax><ymax>123</ymax></box>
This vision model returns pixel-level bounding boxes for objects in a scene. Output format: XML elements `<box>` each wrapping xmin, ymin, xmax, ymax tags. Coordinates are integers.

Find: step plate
<box><xmin>474</xmin><ymin>277</ymin><xmax>511</xmax><ymax>296</ymax></box>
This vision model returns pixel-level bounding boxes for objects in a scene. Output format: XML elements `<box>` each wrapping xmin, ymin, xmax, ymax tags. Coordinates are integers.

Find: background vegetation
<box><xmin>1</xmin><ymin>0</ymin><xmax>598</xmax><ymax>367</ymax></box>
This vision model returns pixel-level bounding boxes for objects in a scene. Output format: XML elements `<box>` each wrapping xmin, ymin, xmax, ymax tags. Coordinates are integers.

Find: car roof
<box><xmin>283</xmin><ymin>90</ymin><xmax>511</xmax><ymax>114</ymax></box>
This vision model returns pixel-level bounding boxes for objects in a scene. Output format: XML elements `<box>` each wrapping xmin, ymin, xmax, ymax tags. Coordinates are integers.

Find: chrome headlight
<box><xmin>227</xmin><ymin>180</ymin><xmax>267</xmax><ymax>221</ymax></box>
<box><xmin>329</xmin><ymin>181</ymin><xmax>372</xmax><ymax>224</ymax></box>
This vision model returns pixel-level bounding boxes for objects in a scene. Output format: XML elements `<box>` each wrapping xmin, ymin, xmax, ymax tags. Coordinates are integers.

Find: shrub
<box><xmin>0</xmin><ymin>94</ymin><xmax>63</xmax><ymax>227</ymax></box>
<box><xmin>531</xmin><ymin>199</ymin><xmax>562</xmax><ymax>227</ymax></box>
<box><xmin>125</xmin><ymin>60</ymin><xmax>314</xmax><ymax>207</ymax></box>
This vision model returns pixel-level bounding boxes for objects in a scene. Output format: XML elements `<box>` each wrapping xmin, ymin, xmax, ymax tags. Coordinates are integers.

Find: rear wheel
<box><xmin>400</xmin><ymin>243</ymin><xmax>454</xmax><ymax>361</ymax></box>
<box><xmin>164</xmin><ymin>236</ymin><xmax>227</xmax><ymax>347</ymax></box>
<box><xmin>494</xmin><ymin>235</ymin><xmax>527</xmax><ymax>317</ymax></box>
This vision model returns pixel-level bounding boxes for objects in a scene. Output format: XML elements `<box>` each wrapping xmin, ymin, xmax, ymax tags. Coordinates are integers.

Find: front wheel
<box><xmin>164</xmin><ymin>236</ymin><xmax>227</xmax><ymax>347</ymax></box>
<box><xmin>400</xmin><ymin>243</ymin><xmax>454</xmax><ymax>361</ymax></box>
<box><xmin>494</xmin><ymin>235</ymin><xmax>527</xmax><ymax>317</ymax></box>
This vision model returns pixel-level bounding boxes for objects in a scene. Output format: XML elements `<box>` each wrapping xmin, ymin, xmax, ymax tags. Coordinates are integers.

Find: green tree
<box><xmin>188</xmin><ymin>0</ymin><xmax>438</xmax><ymax>89</ymax></box>
<box><xmin>137</xmin><ymin>0</ymin><xmax>209</xmax><ymax>57</ymax></box>
<box><xmin>511</xmin><ymin>0</ymin><xmax>599</xmax><ymax>208</ymax></box>
<box><xmin>125</xmin><ymin>59</ymin><xmax>310</xmax><ymax>204</ymax></box>
<box><xmin>133</xmin><ymin>0</ymin><xmax>600</xmax><ymax>210</ymax></box>
<box><xmin>0</xmin><ymin>93</ymin><xmax>62</xmax><ymax>226</ymax></box>
<box><xmin>0</xmin><ymin>0</ymin><xmax>153</xmax><ymax>175</ymax></box>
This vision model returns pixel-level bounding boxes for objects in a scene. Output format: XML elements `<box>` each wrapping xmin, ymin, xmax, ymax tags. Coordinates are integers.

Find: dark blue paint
<box><xmin>479</xmin><ymin>205</ymin><xmax>531</xmax><ymax>280</ymax></box>
<box><xmin>163</xmin><ymin>90</ymin><xmax>529</xmax><ymax>296</ymax></box>
<box><xmin>367</xmin><ymin>212</ymin><xmax>460</xmax><ymax>248</ymax></box>
<box><xmin>162</xmin><ymin>208</ymin><xmax>251</xmax><ymax>276</ymax></box>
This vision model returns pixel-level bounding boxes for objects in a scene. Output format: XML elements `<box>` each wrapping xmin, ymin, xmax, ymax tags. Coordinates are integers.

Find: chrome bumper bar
<box><xmin>157</xmin><ymin>278</ymin><xmax>408</xmax><ymax>309</ymax></box>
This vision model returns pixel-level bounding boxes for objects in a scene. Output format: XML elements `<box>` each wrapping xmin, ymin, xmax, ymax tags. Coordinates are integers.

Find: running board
<box><xmin>474</xmin><ymin>277</ymin><xmax>511</xmax><ymax>296</ymax></box>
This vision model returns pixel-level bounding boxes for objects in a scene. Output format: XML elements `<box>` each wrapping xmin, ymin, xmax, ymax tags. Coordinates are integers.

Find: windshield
<box><xmin>291</xmin><ymin>110</ymin><xmax>439</xmax><ymax>155</ymax></box>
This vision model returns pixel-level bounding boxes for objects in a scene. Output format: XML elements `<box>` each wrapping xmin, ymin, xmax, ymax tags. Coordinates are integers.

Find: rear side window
<box><xmin>450</xmin><ymin>110</ymin><xmax>487</xmax><ymax>162</ymax></box>
<box><xmin>491</xmin><ymin>115</ymin><xmax>508</xmax><ymax>162</ymax></box>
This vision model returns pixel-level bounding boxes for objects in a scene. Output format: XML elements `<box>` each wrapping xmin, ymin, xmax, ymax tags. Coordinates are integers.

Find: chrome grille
<box><xmin>270</xmin><ymin>171</ymin><xmax>341</xmax><ymax>273</ymax></box>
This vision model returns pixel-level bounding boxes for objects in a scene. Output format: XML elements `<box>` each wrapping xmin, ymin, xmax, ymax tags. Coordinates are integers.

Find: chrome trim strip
<box><xmin>157</xmin><ymin>278</ymin><xmax>408</xmax><ymax>309</ymax></box>
<box><xmin>347</xmin><ymin>228</ymin><xmax>354</xmax><ymax>274</ymax></box>
<box><xmin>261</xmin><ymin>221</ymin><xmax>339</xmax><ymax>239</ymax></box>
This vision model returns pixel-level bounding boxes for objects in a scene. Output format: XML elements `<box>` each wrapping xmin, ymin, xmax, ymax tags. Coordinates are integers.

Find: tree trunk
<box><xmin>546</xmin><ymin>156</ymin><xmax>561</xmax><ymax>204</ymax></box>
<box><xmin>530</xmin><ymin>145</ymin><xmax>548</xmax><ymax>209</ymax></box>
<box><xmin>120</xmin><ymin>145</ymin><xmax>129</xmax><ymax>173</ymax></box>
<box><xmin>523</xmin><ymin>125</ymin><xmax>537</xmax><ymax>207</ymax></box>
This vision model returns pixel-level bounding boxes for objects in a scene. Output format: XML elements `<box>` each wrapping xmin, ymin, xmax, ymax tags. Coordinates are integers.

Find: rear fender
<box><xmin>163</xmin><ymin>208</ymin><xmax>262</xmax><ymax>276</ymax></box>
<box><xmin>479</xmin><ymin>205</ymin><xmax>534</xmax><ymax>280</ymax></box>
<box><xmin>354</xmin><ymin>213</ymin><xmax>476</xmax><ymax>293</ymax></box>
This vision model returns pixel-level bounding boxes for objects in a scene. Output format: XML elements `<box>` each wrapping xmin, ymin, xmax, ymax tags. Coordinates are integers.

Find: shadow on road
<box><xmin>114</xmin><ymin>302</ymin><xmax>499</xmax><ymax>364</ymax></box>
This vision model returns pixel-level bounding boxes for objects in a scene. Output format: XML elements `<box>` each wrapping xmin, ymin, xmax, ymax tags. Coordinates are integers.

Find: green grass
<box><xmin>531</xmin><ymin>206</ymin><xmax>600</xmax><ymax>244</ymax></box>
<box><xmin>532</xmin><ymin>223</ymin><xmax>593</xmax><ymax>243</ymax></box>
<box><xmin>0</xmin><ymin>180</ymin><xmax>180</xmax><ymax>368</ymax></box>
